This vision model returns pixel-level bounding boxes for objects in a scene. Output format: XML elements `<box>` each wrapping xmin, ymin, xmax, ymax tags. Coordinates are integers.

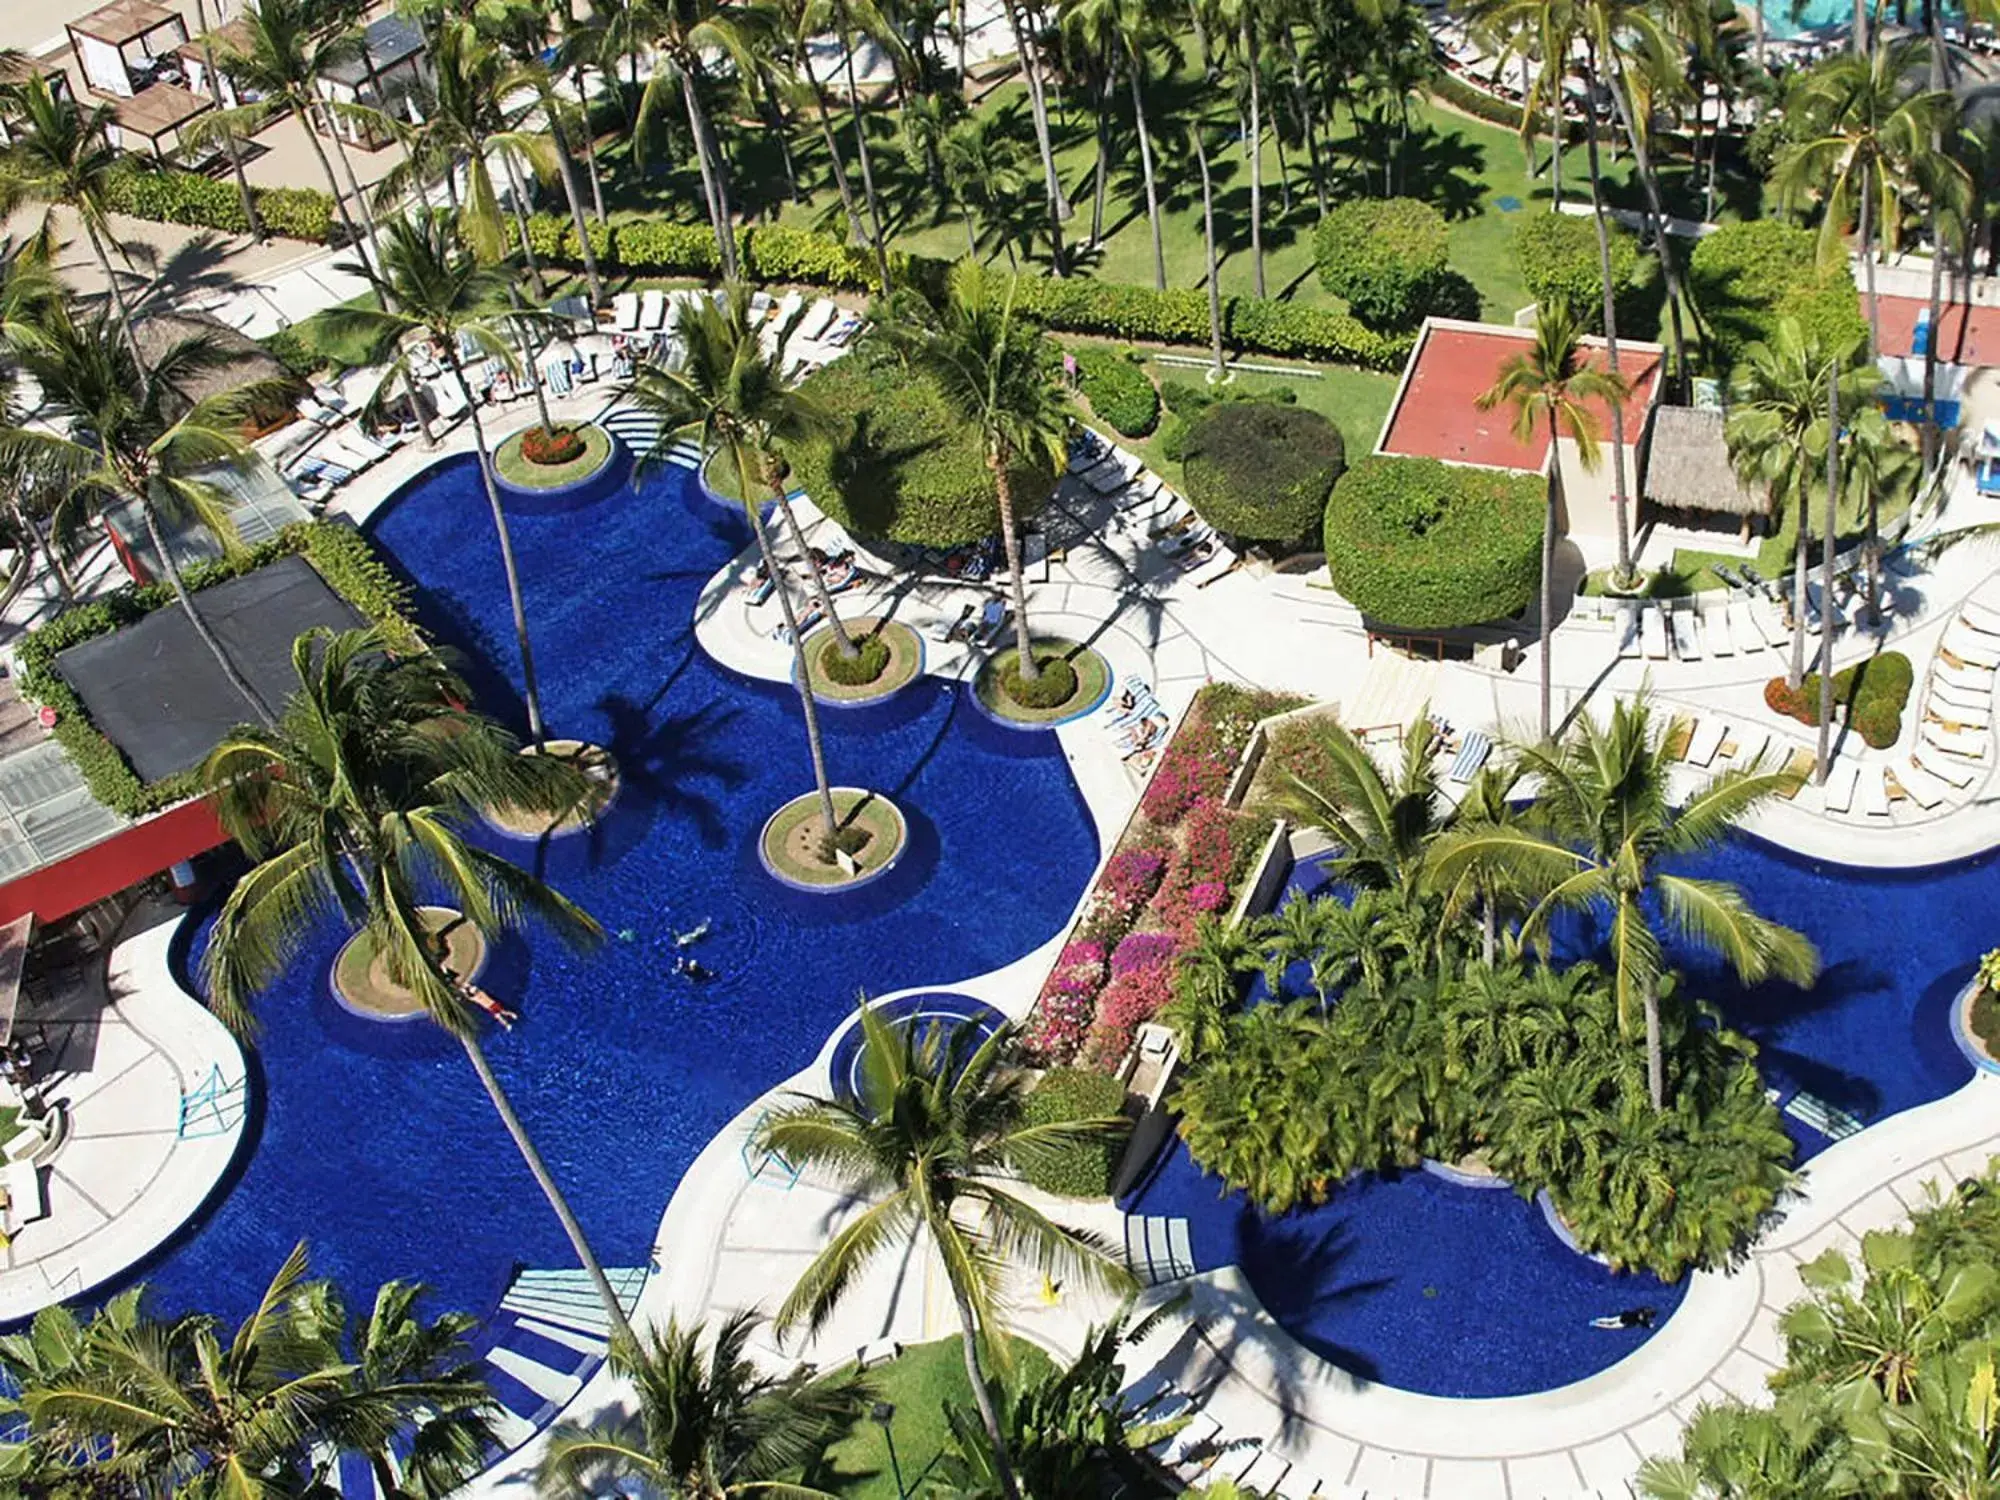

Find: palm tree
<box><xmin>774</xmin><ymin>0</ymin><xmax>870</xmax><ymax>254</ymax></box>
<box><xmin>895</xmin><ymin>259</ymin><xmax>1070</xmax><ymax>684</ymax></box>
<box><xmin>1475</xmin><ymin>298</ymin><xmax>1629</xmax><ymax>741</ymax></box>
<box><xmin>206</xmin><ymin>0</ymin><xmax>379</xmax><ymax>277</ymax></box>
<box><xmin>1192</xmin><ymin>123</ymin><xmax>1225</xmax><ymax>379</ymax></box>
<box><xmin>996</xmin><ymin>0</ymin><xmax>1070</xmax><ymax>274</ymax></box>
<box><xmin>190</xmin><ymin>0</ymin><xmax>266</xmax><ymax>242</ymax></box>
<box><xmin>539</xmin><ymin>1311</ymin><xmax>868</xmax><ymax>1499</ymax></box>
<box><xmin>0</xmin><ymin>74</ymin><xmax>148</xmax><ymax>357</ymax></box>
<box><xmin>755</xmin><ymin>1007</ymin><xmax>1133</xmax><ymax>1500</ymax></box>
<box><xmin>200</xmin><ymin>627</ymin><xmax>635</xmax><ymax>1346</ymax></box>
<box><xmin>1264</xmin><ymin>712</ymin><xmax>1445</xmax><ymax>908</ymax></box>
<box><xmin>301</xmin><ymin>1277</ymin><xmax>501</xmax><ymax>1499</ymax></box>
<box><xmin>0</xmin><ymin>306</ymin><xmax>283</xmax><ymax>724</ymax></box>
<box><xmin>1216</xmin><ymin>0</ymin><xmax>1268</xmax><ymax>296</ymax></box>
<box><xmin>1773</xmin><ymin>40</ymin><xmax>1961</xmax><ymax>361</ymax></box>
<box><xmin>1636</xmin><ymin>1393</ymin><xmax>1862</xmax><ymax>1499</ymax></box>
<box><xmin>1870</xmin><ymin>1344</ymin><xmax>2000</xmax><ymax>1496</ymax></box>
<box><xmin>1429</xmin><ymin>695</ymin><xmax>1819</xmax><ymax>1112</ymax></box>
<box><xmin>1725</xmin><ymin>318</ymin><xmax>1879</xmax><ymax>691</ymax></box>
<box><xmin>1775</xmin><ymin>1246</ymin><xmax>1998</xmax><ymax>1408</ymax></box>
<box><xmin>0</xmin><ymin>1244</ymin><xmax>469</xmax><ymax>1495</ymax></box>
<box><xmin>942</xmin><ymin>113</ymin><xmax>1031</xmax><ymax>265</ymax></box>
<box><xmin>316</xmin><ymin>211</ymin><xmax>557</xmax><ymax>740</ymax></box>
<box><xmin>1464</xmin><ymin>0</ymin><xmax>1576</xmax><ymax>212</ymax></box>
<box><xmin>624</xmin><ymin>286</ymin><xmax>856</xmax><ymax>857</ymax></box>
<box><xmin>1060</xmin><ymin>0</ymin><xmax>1166</xmax><ymax>288</ymax></box>
<box><xmin>635</xmin><ymin>0</ymin><xmax>775</xmax><ymax>278</ymax></box>
<box><xmin>823</xmin><ymin>0</ymin><xmax>905</xmax><ymax>288</ymax></box>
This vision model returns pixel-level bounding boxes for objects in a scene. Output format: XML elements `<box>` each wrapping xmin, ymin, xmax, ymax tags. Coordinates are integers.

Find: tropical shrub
<box><xmin>104</xmin><ymin>168</ymin><xmax>341</xmax><ymax>244</ymax></box>
<box><xmin>818</xmin><ymin>633</ymin><xmax>890</xmax><ymax>686</ymax></box>
<box><xmin>1026</xmin><ymin>941</ymin><xmax>1108</xmax><ymax>1065</ymax></box>
<box><xmin>520</xmin><ymin>425</ymin><xmax>584</xmax><ymax>464</ymax></box>
<box><xmin>14</xmin><ymin>521</ymin><xmax>420</xmax><ymax>817</ymax></box>
<box><xmin>1313</xmin><ymin>198</ymin><xmax>1450</xmax><ymax>328</ymax></box>
<box><xmin>1323</xmin><ymin>455</ymin><xmax>1545</xmax><ymax>629</ymax></box>
<box><xmin>1690</xmin><ymin>220</ymin><xmax>1868</xmax><ymax>374</ymax></box>
<box><xmin>256</xmin><ymin>187</ymin><xmax>336</xmax><ymax>245</ymax></box>
<box><xmin>1513</xmin><ymin>212</ymin><xmax>1640</xmax><ymax>330</ymax></box>
<box><xmin>998</xmin><ymin>652</ymin><xmax>1077</xmax><ymax>709</ymax></box>
<box><xmin>1181</xmin><ymin>404</ymin><xmax>1346</xmax><ymax>545</ymax></box>
<box><xmin>782</xmin><ymin>344</ymin><xmax>1057</xmax><ymax>549</ymax></box>
<box><xmin>1761</xmin><ymin>651</ymin><xmax>1913</xmax><ymax>748</ymax></box>
<box><xmin>1069</xmin><ymin>346</ymin><xmax>1160</xmax><ymax>437</ymax></box>
<box><xmin>1017</xmin><ymin>1068</ymin><xmax>1132</xmax><ymax>1196</ymax></box>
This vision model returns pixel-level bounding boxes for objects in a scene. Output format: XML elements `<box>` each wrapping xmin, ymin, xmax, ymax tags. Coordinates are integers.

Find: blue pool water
<box><xmin>129</xmin><ymin>445</ymin><xmax>1099</xmax><ymax>1331</ymax></box>
<box><xmin>1127</xmin><ymin>836</ymin><xmax>1980</xmax><ymax>1398</ymax></box>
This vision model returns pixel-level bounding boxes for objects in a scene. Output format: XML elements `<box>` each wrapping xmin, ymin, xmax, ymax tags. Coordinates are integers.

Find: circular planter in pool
<box><xmin>824</xmin><ymin>991</ymin><xmax>1007</xmax><ymax>1103</ymax></box>
<box><xmin>485</xmin><ymin>740</ymin><xmax>620</xmax><ymax>840</ymax></box>
<box><xmin>799</xmin><ymin>617</ymin><xmax>924</xmax><ymax>707</ymax></box>
<box><xmin>331</xmin><ymin>906</ymin><xmax>487</xmax><ymax>1023</ymax></box>
<box><xmin>492</xmin><ymin>422</ymin><xmax>621</xmax><ymax>510</ymax></box>
<box><xmin>970</xmin><ymin>637</ymin><xmax>1113</xmax><ymax>730</ymax></box>
<box><xmin>759</xmin><ymin>787</ymin><xmax>908</xmax><ymax>892</ymax></box>
<box><xmin>1951</xmin><ymin>980</ymin><xmax>2000</xmax><ymax>1075</ymax></box>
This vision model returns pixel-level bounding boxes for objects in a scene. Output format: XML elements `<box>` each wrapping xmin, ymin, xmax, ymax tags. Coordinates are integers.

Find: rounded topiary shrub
<box><xmin>1018</xmin><ymin>1067</ymin><xmax>1131</xmax><ymax>1197</ymax></box>
<box><xmin>1071</xmin><ymin>346</ymin><xmax>1160</xmax><ymax>438</ymax></box>
<box><xmin>1313</xmin><ymin>197</ymin><xmax>1451</xmax><ymax>329</ymax></box>
<box><xmin>1513</xmin><ymin>212</ymin><xmax>1640</xmax><ymax>329</ymax></box>
<box><xmin>999</xmin><ymin>653</ymin><xmax>1077</xmax><ymax>709</ymax></box>
<box><xmin>1690</xmin><ymin>220</ymin><xmax>1867</xmax><ymax>372</ymax></box>
<box><xmin>1323</xmin><ymin>455</ymin><xmax>1546</xmax><ymax>629</ymax></box>
<box><xmin>783</xmin><ymin>346</ymin><xmax>1058</xmax><ymax>549</ymax></box>
<box><xmin>818</xmin><ymin>633</ymin><xmax>889</xmax><ymax>686</ymax></box>
<box><xmin>1182</xmin><ymin>403</ymin><xmax>1346</xmax><ymax>546</ymax></box>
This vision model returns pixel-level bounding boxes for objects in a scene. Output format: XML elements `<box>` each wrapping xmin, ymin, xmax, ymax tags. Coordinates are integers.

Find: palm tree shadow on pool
<box><xmin>1233</xmin><ymin>1212</ymin><xmax>1389</xmax><ymax>1388</ymax></box>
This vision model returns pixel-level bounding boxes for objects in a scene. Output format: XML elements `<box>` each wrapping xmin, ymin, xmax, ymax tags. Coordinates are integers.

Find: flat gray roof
<box><xmin>323</xmin><ymin>14</ymin><xmax>424</xmax><ymax>86</ymax></box>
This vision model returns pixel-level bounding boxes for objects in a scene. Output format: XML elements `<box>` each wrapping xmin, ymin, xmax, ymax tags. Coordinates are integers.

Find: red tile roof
<box><xmin>1871</xmin><ymin>292</ymin><xmax>2000</xmax><ymax>366</ymax></box>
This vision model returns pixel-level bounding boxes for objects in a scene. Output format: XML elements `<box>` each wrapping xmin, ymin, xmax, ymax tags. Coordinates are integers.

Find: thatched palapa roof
<box><xmin>1642</xmin><ymin>406</ymin><xmax>1768</xmax><ymax>517</ymax></box>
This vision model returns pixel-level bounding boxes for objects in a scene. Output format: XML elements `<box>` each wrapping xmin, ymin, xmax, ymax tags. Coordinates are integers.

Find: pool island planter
<box><xmin>491</xmin><ymin>422</ymin><xmax>622</xmax><ymax>509</ymax></box>
<box><xmin>800</xmin><ymin>617</ymin><xmax>924</xmax><ymax>706</ymax></box>
<box><xmin>1951</xmin><ymin>980</ymin><xmax>2000</xmax><ymax>1075</ymax></box>
<box><xmin>484</xmin><ymin>740</ymin><xmax>621</xmax><ymax>840</ymax></box>
<box><xmin>330</xmin><ymin>906</ymin><xmax>487</xmax><ymax>1023</ymax></box>
<box><xmin>759</xmin><ymin>787</ymin><xmax>908</xmax><ymax>892</ymax></box>
<box><xmin>971</xmin><ymin>637</ymin><xmax>1114</xmax><ymax>729</ymax></box>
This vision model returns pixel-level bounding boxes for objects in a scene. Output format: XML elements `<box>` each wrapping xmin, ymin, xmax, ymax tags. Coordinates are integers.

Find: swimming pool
<box><xmin>1126</xmin><ymin>835</ymin><xmax>1979</xmax><ymax>1398</ymax></box>
<box><xmin>128</xmin><ymin>441</ymin><xmax>1099</xmax><ymax>1344</ymax></box>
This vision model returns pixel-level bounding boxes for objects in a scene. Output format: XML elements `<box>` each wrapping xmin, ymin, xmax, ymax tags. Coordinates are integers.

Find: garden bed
<box><xmin>332</xmin><ymin>907</ymin><xmax>486</xmax><ymax>1020</ymax></box>
<box><xmin>493</xmin><ymin>422</ymin><xmax>614</xmax><ymax>490</ymax></box>
<box><xmin>759</xmin><ymin>787</ymin><xmax>907</xmax><ymax>890</ymax></box>
<box><xmin>1764</xmin><ymin>652</ymin><xmax>1914</xmax><ymax>749</ymax></box>
<box><xmin>485</xmin><ymin>740</ymin><xmax>620</xmax><ymax>838</ymax></box>
<box><xmin>802</xmin><ymin>618</ymin><xmax>923</xmax><ymax>704</ymax></box>
<box><xmin>972</xmin><ymin>639</ymin><xmax>1111</xmax><ymax>726</ymax></box>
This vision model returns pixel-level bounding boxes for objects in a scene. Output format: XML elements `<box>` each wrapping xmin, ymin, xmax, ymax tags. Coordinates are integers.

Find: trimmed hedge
<box><xmin>1070</xmin><ymin>346</ymin><xmax>1159</xmax><ymax>437</ymax></box>
<box><xmin>1313</xmin><ymin>198</ymin><xmax>1450</xmax><ymax>329</ymax></box>
<box><xmin>1428</xmin><ymin>71</ymin><xmax>1585</xmax><ymax>143</ymax></box>
<box><xmin>1182</xmin><ymin>403</ymin><xmax>1346</xmax><ymax>545</ymax></box>
<box><xmin>782</xmin><ymin>346</ymin><xmax>1057</xmax><ymax>549</ymax></box>
<box><xmin>999</xmin><ymin>652</ymin><xmax>1077</xmax><ymax>709</ymax></box>
<box><xmin>1513</xmin><ymin>211</ymin><xmax>1640</xmax><ymax>329</ymax></box>
<box><xmin>522</xmin><ymin>214</ymin><xmax>1416</xmax><ymax>371</ymax></box>
<box><xmin>14</xmin><ymin>521</ymin><xmax>422</xmax><ymax>818</ymax></box>
<box><xmin>1018</xmin><ymin>1067</ymin><xmax>1130</xmax><ymax>1197</ymax></box>
<box><xmin>1762</xmin><ymin>650</ymin><xmax>1914</xmax><ymax>749</ymax></box>
<box><xmin>1323</xmin><ymin>455</ymin><xmax>1546</xmax><ymax>629</ymax></box>
<box><xmin>1690</xmin><ymin>221</ymin><xmax>1868</xmax><ymax>373</ymax></box>
<box><xmin>106</xmin><ymin>168</ymin><xmax>342</xmax><ymax>245</ymax></box>
<box><xmin>819</xmin><ymin>633</ymin><xmax>890</xmax><ymax>686</ymax></box>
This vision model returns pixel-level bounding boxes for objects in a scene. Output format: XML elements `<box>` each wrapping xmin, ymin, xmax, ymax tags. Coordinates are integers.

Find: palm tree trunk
<box><xmin>1129</xmin><ymin>51</ymin><xmax>1165</xmax><ymax>291</ymax></box>
<box><xmin>294</xmin><ymin>100</ymin><xmax>372</xmax><ymax>275</ymax></box>
<box><xmin>406</xmin><ymin>367</ymin><xmax>437</xmax><ymax>448</ymax></box>
<box><xmin>772</xmin><ymin>482</ymin><xmax>858</xmax><ymax>658</ymax></box>
<box><xmin>575</xmin><ymin>67</ymin><xmax>608</xmax><ymax>221</ymax></box>
<box><xmin>1788</xmin><ymin>481</ymin><xmax>1810</xmax><ymax>690</ymax></box>
<box><xmin>999</xmin><ymin>0</ymin><xmax>1068</xmax><ymax>275</ymax></box>
<box><xmin>192</xmin><ymin>0</ymin><xmax>264</xmax><ymax>241</ymax></box>
<box><xmin>1243</xmin><ymin>15</ymin><xmax>1265</xmax><ymax>300</ymax></box>
<box><xmin>507</xmin><ymin>292</ymin><xmax>556</xmax><ymax>436</ymax></box>
<box><xmin>1283</xmin><ymin>33</ymin><xmax>1327</xmax><ymax>218</ymax></box>
<box><xmin>1604</xmin><ymin>62</ymin><xmax>1693</xmax><ymax>399</ymax></box>
<box><xmin>838</xmin><ymin>14</ymin><xmax>893</xmax><ymax>282</ymax></box>
<box><xmin>327</xmin><ymin>116</ymin><xmax>385</xmax><ymax>281</ymax></box>
<box><xmin>1820</xmin><ymin>359</ymin><xmax>1839</xmax><ymax>778</ymax></box>
<box><xmin>1641</xmin><ymin>975</ymin><xmax>1664</xmax><ymax>1112</ymax></box>
<box><xmin>799</xmin><ymin>42</ymin><xmax>869</xmax><ymax>250</ymax></box>
<box><xmin>458</xmin><ymin>1030</ymin><xmax>638</xmax><ymax>1348</ymax></box>
<box><xmin>1540</xmin><ymin>413</ymin><xmax>1560</xmax><ymax>742</ymax></box>
<box><xmin>1582</xmin><ymin>48</ymin><xmax>1635</xmax><ymax>586</ymax></box>
<box><xmin>546</xmin><ymin>105</ymin><xmax>606</xmax><ymax>306</ymax></box>
<box><xmin>1194</xmin><ymin>129</ymin><xmax>1224</xmax><ymax>379</ymax></box>
<box><xmin>949</xmin><ymin>1274</ymin><xmax>1022</xmax><ymax>1500</ymax></box>
<box><xmin>1088</xmin><ymin>57</ymin><xmax>1110</xmax><ymax>247</ymax></box>
<box><xmin>136</xmin><ymin>499</ymin><xmax>275</xmax><ymax>727</ymax></box>
<box><xmin>454</xmin><ymin>359</ymin><xmax>548</xmax><ymax>742</ymax></box>
<box><xmin>991</xmin><ymin>452</ymin><xmax>1036</xmax><ymax>680</ymax></box>
<box><xmin>500</xmin><ymin>155</ymin><xmax>550</xmax><ymax>299</ymax></box>
<box><xmin>746</xmin><ymin>491</ymin><xmax>841</xmax><ymax>857</ymax></box>
<box><xmin>681</xmin><ymin>70</ymin><xmax>740</xmax><ymax>279</ymax></box>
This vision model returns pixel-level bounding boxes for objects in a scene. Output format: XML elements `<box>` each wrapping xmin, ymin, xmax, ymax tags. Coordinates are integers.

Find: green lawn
<box><xmin>818</xmin><ymin>1337</ymin><xmax>1055</xmax><ymax>1500</ymax></box>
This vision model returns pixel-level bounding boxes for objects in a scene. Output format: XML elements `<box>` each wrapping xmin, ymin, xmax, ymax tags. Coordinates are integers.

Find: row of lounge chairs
<box><xmin>926</xmin><ymin>597</ymin><xmax>1009</xmax><ymax>648</ymax></box>
<box><xmin>607</xmin><ymin>288</ymin><xmax>864</xmax><ymax>376</ymax></box>
<box><xmin>282</xmin><ymin>426</ymin><xmax>404</xmax><ymax>507</ymax></box>
<box><xmin>1069</xmin><ymin>435</ymin><xmax>1226</xmax><ymax>578</ymax></box>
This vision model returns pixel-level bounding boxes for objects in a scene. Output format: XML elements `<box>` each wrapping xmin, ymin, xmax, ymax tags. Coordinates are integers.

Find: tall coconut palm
<box><xmin>0</xmin><ymin>1244</ymin><xmax>473</xmax><ymax>1496</ymax></box>
<box><xmin>1060</xmin><ymin>0</ymin><xmax>1167</xmax><ymax>288</ymax></box>
<box><xmin>823</xmin><ymin>0</ymin><xmax>906</xmax><ymax>288</ymax></box>
<box><xmin>894</xmin><ymin>259</ymin><xmax>1069</xmax><ymax>683</ymax></box>
<box><xmin>316</xmin><ymin>211</ymin><xmax>557</xmax><ymax>740</ymax></box>
<box><xmin>1725</xmin><ymin>318</ymin><xmax>1879</xmax><ymax>692</ymax></box>
<box><xmin>1474</xmin><ymin>299</ymin><xmax>1629</xmax><ymax>741</ymax></box>
<box><xmin>0</xmin><ymin>306</ymin><xmax>284</xmax><ymax>724</ymax></box>
<box><xmin>774</xmin><ymin>0</ymin><xmax>869</xmax><ymax>253</ymax></box>
<box><xmin>755</xmin><ymin>1007</ymin><xmax>1133</xmax><ymax>1500</ymax></box>
<box><xmin>1216</xmin><ymin>0</ymin><xmax>1269</xmax><ymax>296</ymax></box>
<box><xmin>1463</xmin><ymin>0</ymin><xmax>1576</xmax><ymax>211</ymax></box>
<box><xmin>1429</xmin><ymin>695</ymin><xmax>1819</xmax><ymax>1112</ymax></box>
<box><xmin>189</xmin><ymin>0</ymin><xmax>266</xmax><ymax>242</ymax></box>
<box><xmin>0</xmin><ymin>75</ymin><xmax>148</xmax><ymax>359</ymax></box>
<box><xmin>636</xmin><ymin>0</ymin><xmax>775</xmax><ymax>278</ymax></box>
<box><xmin>200</xmin><ymin>628</ymin><xmax>634</xmax><ymax>1345</ymax></box>
<box><xmin>942</xmin><ymin>112</ymin><xmax>1032</xmax><ymax>265</ymax></box>
<box><xmin>539</xmin><ymin>1311</ymin><xmax>869</xmax><ymax>1499</ymax></box>
<box><xmin>997</xmin><ymin>0</ymin><xmax>1070</xmax><ymax>275</ymax></box>
<box><xmin>623</xmin><ymin>286</ymin><xmax>856</xmax><ymax>857</ymax></box>
<box><xmin>1192</xmin><ymin>123</ymin><xmax>1225</xmax><ymax>378</ymax></box>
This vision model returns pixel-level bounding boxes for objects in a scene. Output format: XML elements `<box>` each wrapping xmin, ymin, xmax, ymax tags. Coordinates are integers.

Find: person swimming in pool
<box><xmin>1590</xmin><ymin>1307</ymin><xmax>1657</xmax><ymax>1330</ymax></box>
<box><xmin>673</xmin><ymin>953</ymin><xmax>714</xmax><ymax>982</ymax></box>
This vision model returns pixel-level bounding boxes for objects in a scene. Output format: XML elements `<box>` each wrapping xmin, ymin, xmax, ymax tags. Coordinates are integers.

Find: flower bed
<box><xmin>1021</xmin><ymin>683</ymin><xmax>1302</xmax><ymax>1071</ymax></box>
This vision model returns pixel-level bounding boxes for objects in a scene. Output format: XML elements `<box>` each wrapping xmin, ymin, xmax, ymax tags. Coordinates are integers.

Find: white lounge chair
<box><xmin>1727</xmin><ymin>602</ymin><xmax>1761</xmax><ymax>652</ymax></box>
<box><xmin>1935</xmin><ymin>656</ymin><xmax>1997</xmax><ymax>695</ymax></box>
<box><xmin>1643</xmin><ymin>608</ymin><xmax>1669</xmax><ymax>660</ymax></box>
<box><xmin>428</xmin><ymin>376</ymin><xmax>469</xmax><ymax>423</ymax></box>
<box><xmin>1923</xmin><ymin>718</ymin><xmax>1990</xmax><ymax>758</ymax></box>
<box><xmin>1617</xmin><ymin>601</ymin><xmax>1641</xmax><ymax>659</ymax></box>
<box><xmin>0</xmin><ymin>1158</ymin><xmax>44</xmax><ymax>1235</ymax></box>
<box><xmin>611</xmin><ymin>291</ymin><xmax>639</xmax><ymax>331</ymax></box>
<box><xmin>797</xmin><ymin>299</ymin><xmax>841</xmax><ymax>342</ymax></box>
<box><xmin>1859</xmin><ymin>767</ymin><xmax>1891</xmax><ymax>817</ymax></box>
<box><xmin>639</xmin><ymin>288</ymin><xmax>667</xmax><ymax>331</ymax></box>
<box><xmin>1685</xmin><ymin>718</ymin><xmax>1727</xmax><ymax>768</ymax></box>
<box><xmin>1670</xmin><ymin>608</ymin><xmax>1702</xmax><ymax>660</ymax></box>
<box><xmin>1822</xmin><ymin>759</ymin><xmax>1860</xmax><ymax>813</ymax></box>
<box><xmin>1930</xmin><ymin>677</ymin><xmax>1992</xmax><ymax>718</ymax></box>
<box><xmin>1915</xmin><ymin>742</ymin><xmax>1979</xmax><ymax>788</ymax></box>
<box><xmin>1751</xmin><ymin>597</ymin><xmax>1792</xmax><ymax>650</ymax></box>
<box><xmin>1703</xmin><ymin>602</ymin><xmax>1735</xmax><ymax>657</ymax></box>
<box><xmin>1944</xmin><ymin>621</ymin><xmax>2000</xmax><ymax>668</ymax></box>
<box><xmin>1897</xmin><ymin>759</ymin><xmax>1950</xmax><ymax>809</ymax></box>
<box><xmin>1962</xmin><ymin>598</ymin><xmax>2000</xmax><ymax>637</ymax></box>
<box><xmin>1730</xmin><ymin>726</ymin><xmax>1770</xmax><ymax>768</ymax></box>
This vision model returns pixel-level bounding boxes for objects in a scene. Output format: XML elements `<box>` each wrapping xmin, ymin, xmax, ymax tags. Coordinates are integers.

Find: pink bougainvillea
<box><xmin>1100</xmin><ymin>848</ymin><xmax>1168</xmax><ymax>912</ymax></box>
<box><xmin>1023</xmin><ymin>987</ymin><xmax>1095</xmax><ymax>1065</ymax></box>
<box><xmin>1110</xmin><ymin>930</ymin><xmax>1180</xmax><ymax>976</ymax></box>
<box><xmin>1151</xmin><ymin>797</ymin><xmax>1243</xmax><ymax>941</ymax></box>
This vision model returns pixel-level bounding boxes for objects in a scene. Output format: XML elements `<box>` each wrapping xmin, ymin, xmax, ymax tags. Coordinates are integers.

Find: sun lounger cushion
<box><xmin>1726</xmin><ymin>602</ymin><xmax>1761</xmax><ymax>652</ymax></box>
<box><xmin>1671</xmin><ymin>609</ymin><xmax>1701</xmax><ymax>660</ymax></box>
<box><xmin>1703</xmin><ymin>603</ymin><xmax>1734</xmax><ymax>656</ymax></box>
<box><xmin>1897</xmin><ymin>759</ymin><xmax>1950</xmax><ymax>808</ymax></box>
<box><xmin>1924</xmin><ymin>719</ymin><xmax>1990</xmax><ymax>758</ymax></box>
<box><xmin>612</xmin><ymin>291</ymin><xmax>639</xmax><ymax>330</ymax></box>
<box><xmin>1730</xmin><ymin>727</ymin><xmax>1770</xmax><ymax>768</ymax></box>
<box><xmin>1822</xmin><ymin>759</ymin><xmax>1859</xmax><ymax>813</ymax></box>
<box><xmin>1685</xmin><ymin>718</ymin><xmax>1727</xmax><ymax>768</ymax></box>
<box><xmin>1860</xmin><ymin>767</ymin><xmax>1891</xmax><ymax>817</ymax></box>
<box><xmin>1642</xmin><ymin>609</ymin><xmax>1669</xmax><ymax>660</ymax></box>
<box><xmin>1945</xmin><ymin>621</ymin><xmax>2000</xmax><ymax>668</ymax></box>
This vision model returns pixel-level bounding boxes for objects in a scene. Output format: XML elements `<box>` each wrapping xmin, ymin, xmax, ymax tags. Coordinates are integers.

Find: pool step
<box><xmin>1784</xmin><ymin>1090</ymin><xmax>1864</xmax><ymax>1142</ymax></box>
<box><xmin>1123</xmin><ymin>1215</ymin><xmax>1197</xmax><ymax>1286</ymax></box>
<box><xmin>481</xmin><ymin>1265</ymin><xmax>650</xmax><ymax>1452</ymax></box>
<box><xmin>597</xmin><ymin>406</ymin><xmax>686</xmax><ymax>465</ymax></box>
